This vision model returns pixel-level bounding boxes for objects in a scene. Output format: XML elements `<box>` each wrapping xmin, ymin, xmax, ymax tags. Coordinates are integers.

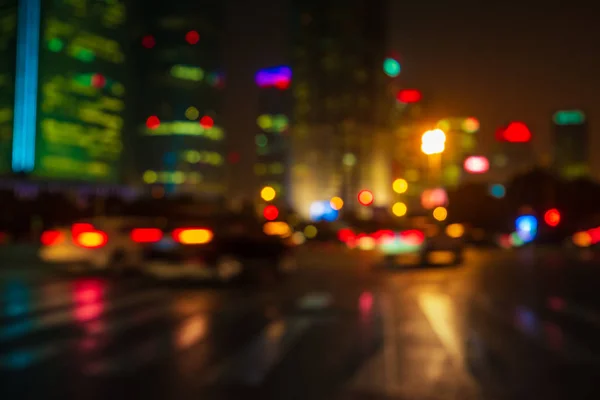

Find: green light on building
<box><xmin>553</xmin><ymin>110</ymin><xmax>585</xmax><ymax>125</ymax></box>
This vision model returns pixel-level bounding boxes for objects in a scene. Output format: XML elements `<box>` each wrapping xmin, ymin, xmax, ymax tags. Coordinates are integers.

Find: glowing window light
<box><xmin>12</xmin><ymin>0</ymin><xmax>41</xmax><ymax>172</ymax></box>
<box><xmin>392</xmin><ymin>178</ymin><xmax>408</xmax><ymax>194</ymax></box>
<box><xmin>257</xmin><ymin>115</ymin><xmax>272</xmax><ymax>130</ymax></box>
<box><xmin>143</xmin><ymin>170</ymin><xmax>157</xmax><ymax>183</ymax></box>
<box><xmin>464</xmin><ymin>156</ymin><xmax>489</xmax><ymax>174</ymax></box>
<box><xmin>143</xmin><ymin>121</ymin><xmax>224</xmax><ymax>140</ymax></box>
<box><xmin>48</xmin><ymin>38</ymin><xmax>63</xmax><ymax>52</ymax></box>
<box><xmin>392</xmin><ymin>202</ymin><xmax>407</xmax><ymax>217</ymax></box>
<box><xmin>74</xmin><ymin>48</ymin><xmax>95</xmax><ymax>62</ymax></box>
<box><xmin>396</xmin><ymin>89</ymin><xmax>421</xmax><ymax>103</ymax></box>
<box><xmin>343</xmin><ymin>153</ymin><xmax>356</xmax><ymax>167</ymax></box>
<box><xmin>142</xmin><ymin>35</ymin><xmax>155</xmax><ymax>48</ymax></box>
<box><xmin>185</xmin><ymin>30</ymin><xmax>200</xmax><ymax>45</ymax></box>
<box><xmin>91</xmin><ymin>74</ymin><xmax>106</xmax><ymax>89</ymax></box>
<box><xmin>170</xmin><ymin>65</ymin><xmax>204</xmax><ymax>81</ymax></box>
<box><xmin>383</xmin><ymin>58</ymin><xmax>401</xmax><ymax>77</ymax></box>
<box><xmin>255</xmin><ymin>66</ymin><xmax>292</xmax><ymax>89</ymax></box>
<box><xmin>146</xmin><ymin>116</ymin><xmax>160</xmax><ymax>129</ymax></box>
<box><xmin>185</xmin><ymin>107</ymin><xmax>199</xmax><ymax>120</ymax></box>
<box><xmin>462</xmin><ymin>117</ymin><xmax>480</xmax><ymax>133</ymax></box>
<box><xmin>489</xmin><ymin>184</ymin><xmax>506</xmax><ymax>198</ymax></box>
<box><xmin>199</xmin><ymin>116</ymin><xmax>214</xmax><ymax>128</ymax></box>
<box><xmin>553</xmin><ymin>110</ymin><xmax>585</xmax><ymax>126</ymax></box>
<box><xmin>256</xmin><ymin>134</ymin><xmax>268</xmax><ymax>147</ymax></box>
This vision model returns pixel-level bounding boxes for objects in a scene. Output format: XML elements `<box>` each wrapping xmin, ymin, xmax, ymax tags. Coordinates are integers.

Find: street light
<box><xmin>421</xmin><ymin>129</ymin><xmax>446</xmax><ymax>155</ymax></box>
<box><xmin>421</xmin><ymin>129</ymin><xmax>446</xmax><ymax>185</ymax></box>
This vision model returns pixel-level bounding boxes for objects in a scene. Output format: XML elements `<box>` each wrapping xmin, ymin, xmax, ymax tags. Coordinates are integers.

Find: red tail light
<box><xmin>41</xmin><ymin>230</ymin><xmax>64</xmax><ymax>246</ymax></box>
<box><xmin>72</xmin><ymin>223</ymin><xmax>94</xmax><ymax>236</ymax></box>
<box><xmin>338</xmin><ymin>228</ymin><xmax>354</xmax><ymax>242</ymax></box>
<box><xmin>131</xmin><ymin>228</ymin><xmax>163</xmax><ymax>243</ymax></box>
<box><xmin>399</xmin><ymin>229</ymin><xmax>425</xmax><ymax>245</ymax></box>
<box><xmin>172</xmin><ymin>228</ymin><xmax>213</xmax><ymax>245</ymax></box>
<box><xmin>74</xmin><ymin>230</ymin><xmax>108</xmax><ymax>249</ymax></box>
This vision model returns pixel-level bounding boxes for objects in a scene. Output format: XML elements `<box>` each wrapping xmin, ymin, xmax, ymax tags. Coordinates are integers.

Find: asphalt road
<box><xmin>2</xmin><ymin>244</ymin><xmax>600</xmax><ymax>399</ymax></box>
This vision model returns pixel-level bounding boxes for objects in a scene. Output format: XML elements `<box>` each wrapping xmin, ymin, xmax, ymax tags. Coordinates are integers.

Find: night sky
<box><xmin>391</xmin><ymin>2</ymin><xmax>599</xmax><ymax>169</ymax></box>
<box><xmin>224</xmin><ymin>0</ymin><xmax>600</xmax><ymax>198</ymax></box>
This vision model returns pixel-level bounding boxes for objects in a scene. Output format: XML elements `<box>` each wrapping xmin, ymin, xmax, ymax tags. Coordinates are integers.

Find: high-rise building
<box><xmin>0</xmin><ymin>0</ymin><xmax>17</xmax><ymax>175</ymax></box>
<box><xmin>552</xmin><ymin>109</ymin><xmax>588</xmax><ymax>179</ymax></box>
<box><xmin>289</xmin><ymin>0</ymin><xmax>392</xmax><ymax>217</ymax></box>
<box><xmin>1</xmin><ymin>0</ymin><xmax>128</xmax><ymax>183</ymax></box>
<box><xmin>254</xmin><ymin>65</ymin><xmax>292</xmax><ymax>201</ymax></box>
<box><xmin>132</xmin><ymin>1</ymin><xmax>226</xmax><ymax>198</ymax></box>
<box><xmin>490</xmin><ymin>121</ymin><xmax>535</xmax><ymax>182</ymax></box>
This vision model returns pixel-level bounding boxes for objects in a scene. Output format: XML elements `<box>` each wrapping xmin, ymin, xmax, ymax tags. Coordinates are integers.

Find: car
<box><xmin>345</xmin><ymin>216</ymin><xmax>465</xmax><ymax>266</ymax></box>
<box><xmin>139</xmin><ymin>215</ymin><xmax>297</xmax><ymax>282</ymax></box>
<box><xmin>38</xmin><ymin>217</ymin><xmax>145</xmax><ymax>273</ymax></box>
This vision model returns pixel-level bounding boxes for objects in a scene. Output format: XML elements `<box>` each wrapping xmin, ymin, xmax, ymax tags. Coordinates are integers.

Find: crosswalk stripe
<box><xmin>203</xmin><ymin>317</ymin><xmax>312</xmax><ymax>386</ymax></box>
<box><xmin>0</xmin><ymin>290</ymin><xmax>166</xmax><ymax>344</ymax></box>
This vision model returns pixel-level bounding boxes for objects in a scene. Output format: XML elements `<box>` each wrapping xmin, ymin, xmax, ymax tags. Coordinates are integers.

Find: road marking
<box><xmin>418</xmin><ymin>293</ymin><xmax>463</xmax><ymax>363</ymax></box>
<box><xmin>0</xmin><ymin>290</ymin><xmax>165</xmax><ymax>343</ymax></box>
<box><xmin>296</xmin><ymin>292</ymin><xmax>333</xmax><ymax>310</ymax></box>
<box><xmin>204</xmin><ymin>317</ymin><xmax>312</xmax><ymax>385</ymax></box>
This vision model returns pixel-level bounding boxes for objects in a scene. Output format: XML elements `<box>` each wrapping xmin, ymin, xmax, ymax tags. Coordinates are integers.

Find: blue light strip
<box><xmin>12</xmin><ymin>0</ymin><xmax>41</xmax><ymax>173</ymax></box>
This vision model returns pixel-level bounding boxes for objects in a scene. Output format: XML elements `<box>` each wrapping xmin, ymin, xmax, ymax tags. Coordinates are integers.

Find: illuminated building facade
<box><xmin>0</xmin><ymin>1</ymin><xmax>17</xmax><ymax>174</ymax></box>
<box><xmin>133</xmin><ymin>1</ymin><xmax>225</xmax><ymax>198</ymax></box>
<box><xmin>434</xmin><ymin>117</ymin><xmax>480</xmax><ymax>187</ymax></box>
<box><xmin>1</xmin><ymin>0</ymin><xmax>127</xmax><ymax>182</ymax></box>
<box><xmin>255</xmin><ymin>66</ymin><xmax>291</xmax><ymax>201</ymax></box>
<box><xmin>290</xmin><ymin>0</ymin><xmax>392</xmax><ymax>217</ymax></box>
<box><xmin>552</xmin><ymin>109</ymin><xmax>589</xmax><ymax>179</ymax></box>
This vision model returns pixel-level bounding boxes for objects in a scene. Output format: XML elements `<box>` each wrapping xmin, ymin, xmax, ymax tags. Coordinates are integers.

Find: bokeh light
<box><xmin>392</xmin><ymin>178</ymin><xmax>408</xmax><ymax>194</ymax></box>
<box><xmin>330</xmin><ymin>196</ymin><xmax>344</xmax><ymax>210</ymax></box>
<box><xmin>383</xmin><ymin>58</ymin><xmax>401</xmax><ymax>77</ymax></box>
<box><xmin>146</xmin><ymin>115</ymin><xmax>160</xmax><ymax>129</ymax></box>
<box><xmin>392</xmin><ymin>202</ymin><xmax>407</xmax><ymax>217</ymax></box>
<box><xmin>421</xmin><ymin>129</ymin><xmax>446</xmax><ymax>155</ymax></box>
<box><xmin>462</xmin><ymin>117</ymin><xmax>480</xmax><ymax>133</ymax></box>
<box><xmin>142</xmin><ymin>35</ymin><xmax>155</xmax><ymax>48</ymax></box>
<box><xmin>358</xmin><ymin>190</ymin><xmax>374</xmax><ymax>206</ymax></box>
<box><xmin>263</xmin><ymin>205</ymin><xmax>279</xmax><ymax>221</ymax></box>
<box><xmin>446</xmin><ymin>223</ymin><xmax>464</xmax><ymax>238</ymax></box>
<box><xmin>199</xmin><ymin>116</ymin><xmax>214</xmax><ymax>128</ymax></box>
<box><xmin>464</xmin><ymin>156</ymin><xmax>489</xmax><ymax>174</ymax></box>
<box><xmin>489</xmin><ymin>184</ymin><xmax>506</xmax><ymax>198</ymax></box>
<box><xmin>396</xmin><ymin>89</ymin><xmax>421</xmax><ymax>103</ymax></box>
<box><xmin>185</xmin><ymin>107</ymin><xmax>199</xmax><ymax>120</ymax></box>
<box><xmin>433</xmin><ymin>206</ymin><xmax>448</xmax><ymax>221</ymax></box>
<box><xmin>260</xmin><ymin>186</ymin><xmax>276</xmax><ymax>202</ymax></box>
<box><xmin>421</xmin><ymin>188</ymin><xmax>447</xmax><ymax>209</ymax></box>
<box><xmin>544</xmin><ymin>208</ymin><xmax>561</xmax><ymax>227</ymax></box>
<box><xmin>185</xmin><ymin>30</ymin><xmax>200</xmax><ymax>45</ymax></box>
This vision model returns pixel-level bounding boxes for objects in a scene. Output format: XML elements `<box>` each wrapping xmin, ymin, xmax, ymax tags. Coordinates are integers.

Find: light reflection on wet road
<box><xmin>2</xmin><ymin>247</ymin><xmax>600</xmax><ymax>399</ymax></box>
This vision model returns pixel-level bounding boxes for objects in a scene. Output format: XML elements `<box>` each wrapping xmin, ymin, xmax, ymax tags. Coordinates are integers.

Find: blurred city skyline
<box><xmin>228</xmin><ymin>0</ymin><xmax>598</xmax><ymax>176</ymax></box>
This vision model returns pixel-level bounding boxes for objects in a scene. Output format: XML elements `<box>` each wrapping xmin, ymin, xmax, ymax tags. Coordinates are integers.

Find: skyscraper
<box><xmin>254</xmin><ymin>65</ymin><xmax>292</xmax><ymax>201</ymax></box>
<box><xmin>2</xmin><ymin>0</ymin><xmax>128</xmax><ymax>183</ymax></box>
<box><xmin>552</xmin><ymin>109</ymin><xmax>588</xmax><ymax>179</ymax></box>
<box><xmin>132</xmin><ymin>0</ymin><xmax>226</xmax><ymax>198</ymax></box>
<box><xmin>289</xmin><ymin>0</ymin><xmax>391</xmax><ymax>217</ymax></box>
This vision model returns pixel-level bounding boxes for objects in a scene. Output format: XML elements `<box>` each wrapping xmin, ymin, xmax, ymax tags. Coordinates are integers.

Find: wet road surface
<box><xmin>2</xmin><ymin>245</ymin><xmax>600</xmax><ymax>399</ymax></box>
